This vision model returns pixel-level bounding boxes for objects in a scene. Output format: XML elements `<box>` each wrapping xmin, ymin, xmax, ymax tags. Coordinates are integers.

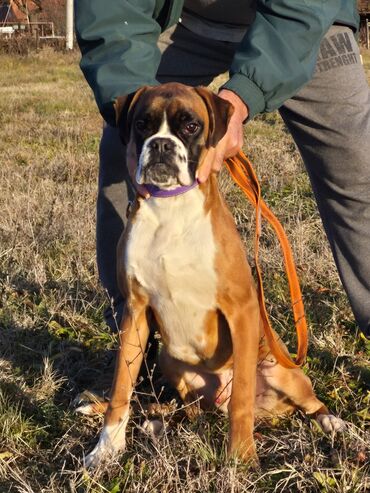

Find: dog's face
<box><xmin>115</xmin><ymin>83</ymin><xmax>234</xmax><ymax>189</ymax></box>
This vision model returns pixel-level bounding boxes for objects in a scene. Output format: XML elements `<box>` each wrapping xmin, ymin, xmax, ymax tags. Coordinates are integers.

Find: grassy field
<box><xmin>0</xmin><ymin>48</ymin><xmax>369</xmax><ymax>493</ymax></box>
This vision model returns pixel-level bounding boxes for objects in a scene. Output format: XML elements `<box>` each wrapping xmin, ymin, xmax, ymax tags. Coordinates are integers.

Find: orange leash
<box><xmin>225</xmin><ymin>151</ymin><xmax>308</xmax><ymax>369</ymax></box>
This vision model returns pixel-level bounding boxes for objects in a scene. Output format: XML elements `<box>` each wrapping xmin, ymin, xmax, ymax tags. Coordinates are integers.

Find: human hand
<box><xmin>196</xmin><ymin>89</ymin><xmax>248</xmax><ymax>183</ymax></box>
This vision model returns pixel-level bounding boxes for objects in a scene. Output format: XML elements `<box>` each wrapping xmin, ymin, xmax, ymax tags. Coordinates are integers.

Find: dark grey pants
<box><xmin>98</xmin><ymin>24</ymin><xmax>370</xmax><ymax>338</ymax></box>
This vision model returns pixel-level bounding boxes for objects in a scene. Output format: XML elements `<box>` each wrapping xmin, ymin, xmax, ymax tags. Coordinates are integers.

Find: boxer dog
<box><xmin>78</xmin><ymin>83</ymin><xmax>344</xmax><ymax>468</ymax></box>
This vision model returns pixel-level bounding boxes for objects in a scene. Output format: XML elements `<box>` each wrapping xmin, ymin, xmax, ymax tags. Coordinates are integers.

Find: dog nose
<box><xmin>149</xmin><ymin>138</ymin><xmax>175</xmax><ymax>153</ymax></box>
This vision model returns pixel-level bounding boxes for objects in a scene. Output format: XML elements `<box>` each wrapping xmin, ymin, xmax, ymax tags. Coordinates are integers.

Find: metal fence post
<box><xmin>66</xmin><ymin>0</ymin><xmax>73</xmax><ymax>50</ymax></box>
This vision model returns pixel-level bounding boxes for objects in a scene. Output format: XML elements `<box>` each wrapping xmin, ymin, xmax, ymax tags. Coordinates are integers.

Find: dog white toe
<box><xmin>141</xmin><ymin>419</ymin><xmax>164</xmax><ymax>438</ymax></box>
<box><xmin>76</xmin><ymin>403</ymin><xmax>96</xmax><ymax>416</ymax></box>
<box><xmin>73</xmin><ymin>391</ymin><xmax>108</xmax><ymax>416</ymax></box>
<box><xmin>316</xmin><ymin>414</ymin><xmax>345</xmax><ymax>433</ymax></box>
<box><xmin>83</xmin><ymin>438</ymin><xmax>125</xmax><ymax>469</ymax></box>
<box><xmin>84</xmin><ymin>444</ymin><xmax>109</xmax><ymax>469</ymax></box>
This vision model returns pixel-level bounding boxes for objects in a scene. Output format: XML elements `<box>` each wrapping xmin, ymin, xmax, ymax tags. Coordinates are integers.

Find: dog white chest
<box><xmin>125</xmin><ymin>189</ymin><xmax>217</xmax><ymax>363</ymax></box>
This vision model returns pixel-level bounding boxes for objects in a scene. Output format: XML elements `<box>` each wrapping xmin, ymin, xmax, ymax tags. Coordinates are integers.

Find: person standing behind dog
<box><xmin>74</xmin><ymin>1</ymin><xmax>370</xmax><ymax>340</ymax></box>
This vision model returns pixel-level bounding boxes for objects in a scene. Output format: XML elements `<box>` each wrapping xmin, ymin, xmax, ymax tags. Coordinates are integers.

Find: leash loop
<box><xmin>225</xmin><ymin>151</ymin><xmax>308</xmax><ymax>369</ymax></box>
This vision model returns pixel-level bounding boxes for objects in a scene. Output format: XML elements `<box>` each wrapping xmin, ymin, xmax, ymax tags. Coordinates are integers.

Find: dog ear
<box><xmin>114</xmin><ymin>86</ymin><xmax>150</xmax><ymax>144</ymax></box>
<box><xmin>194</xmin><ymin>86</ymin><xmax>234</xmax><ymax>147</ymax></box>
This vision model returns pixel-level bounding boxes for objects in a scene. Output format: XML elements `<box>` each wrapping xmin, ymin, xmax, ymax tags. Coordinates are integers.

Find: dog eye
<box><xmin>184</xmin><ymin>122</ymin><xmax>199</xmax><ymax>134</ymax></box>
<box><xmin>135</xmin><ymin>120</ymin><xmax>146</xmax><ymax>131</ymax></box>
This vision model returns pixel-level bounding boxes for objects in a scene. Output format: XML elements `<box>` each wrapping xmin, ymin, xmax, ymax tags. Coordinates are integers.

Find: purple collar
<box><xmin>144</xmin><ymin>180</ymin><xmax>199</xmax><ymax>198</ymax></box>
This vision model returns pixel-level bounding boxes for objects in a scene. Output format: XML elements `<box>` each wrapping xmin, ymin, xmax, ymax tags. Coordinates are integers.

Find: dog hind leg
<box><xmin>159</xmin><ymin>348</ymin><xmax>224</xmax><ymax>417</ymax></box>
<box><xmin>257</xmin><ymin>358</ymin><xmax>345</xmax><ymax>433</ymax></box>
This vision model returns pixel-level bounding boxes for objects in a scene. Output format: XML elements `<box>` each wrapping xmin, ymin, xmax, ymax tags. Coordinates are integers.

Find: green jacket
<box><xmin>75</xmin><ymin>1</ymin><xmax>359</xmax><ymax>127</ymax></box>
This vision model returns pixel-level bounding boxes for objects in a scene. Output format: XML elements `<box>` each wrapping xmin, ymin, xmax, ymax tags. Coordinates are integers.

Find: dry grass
<box><xmin>0</xmin><ymin>48</ymin><xmax>369</xmax><ymax>492</ymax></box>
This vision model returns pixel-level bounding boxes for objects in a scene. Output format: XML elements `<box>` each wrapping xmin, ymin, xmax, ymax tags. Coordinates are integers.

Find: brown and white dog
<box><xmin>78</xmin><ymin>83</ymin><xmax>344</xmax><ymax>468</ymax></box>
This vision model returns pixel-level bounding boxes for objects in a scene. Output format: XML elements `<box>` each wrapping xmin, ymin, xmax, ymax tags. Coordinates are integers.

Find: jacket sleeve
<box><xmin>222</xmin><ymin>0</ymin><xmax>346</xmax><ymax>119</ymax></box>
<box><xmin>75</xmin><ymin>0</ymin><xmax>161</xmax><ymax>126</ymax></box>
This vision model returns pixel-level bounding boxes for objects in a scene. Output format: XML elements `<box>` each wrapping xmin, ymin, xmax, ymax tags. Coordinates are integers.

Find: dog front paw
<box><xmin>316</xmin><ymin>414</ymin><xmax>345</xmax><ymax>433</ymax></box>
<box><xmin>228</xmin><ymin>437</ymin><xmax>259</xmax><ymax>467</ymax></box>
<box><xmin>83</xmin><ymin>423</ymin><xmax>127</xmax><ymax>469</ymax></box>
<box><xmin>84</xmin><ymin>439</ymin><xmax>126</xmax><ymax>469</ymax></box>
<box><xmin>84</xmin><ymin>443</ymin><xmax>110</xmax><ymax>469</ymax></box>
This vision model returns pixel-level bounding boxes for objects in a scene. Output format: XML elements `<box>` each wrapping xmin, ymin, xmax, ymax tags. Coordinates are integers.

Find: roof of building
<box><xmin>358</xmin><ymin>1</ymin><xmax>370</xmax><ymax>14</ymax></box>
<box><xmin>0</xmin><ymin>1</ymin><xmax>40</xmax><ymax>23</ymax></box>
